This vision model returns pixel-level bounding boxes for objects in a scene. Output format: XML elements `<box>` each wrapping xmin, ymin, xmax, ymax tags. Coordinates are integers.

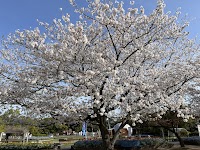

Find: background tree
<box><xmin>187</xmin><ymin>85</ymin><xmax>200</xmax><ymax>116</ymax></box>
<box><xmin>128</xmin><ymin>112</ymin><xmax>195</xmax><ymax>146</ymax></box>
<box><xmin>148</xmin><ymin>111</ymin><xmax>191</xmax><ymax>147</ymax></box>
<box><xmin>1</xmin><ymin>109</ymin><xmax>23</xmax><ymax>127</ymax></box>
<box><xmin>0</xmin><ymin>109</ymin><xmax>70</xmax><ymax>136</ymax></box>
<box><xmin>0</xmin><ymin>117</ymin><xmax>5</xmax><ymax>133</ymax></box>
<box><xmin>38</xmin><ymin>118</ymin><xmax>68</xmax><ymax>135</ymax></box>
<box><xmin>0</xmin><ymin>0</ymin><xmax>200</xmax><ymax>149</ymax></box>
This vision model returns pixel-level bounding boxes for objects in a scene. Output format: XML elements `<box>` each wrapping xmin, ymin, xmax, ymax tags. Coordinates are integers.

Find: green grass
<box><xmin>34</xmin><ymin>135</ymin><xmax>84</xmax><ymax>148</ymax></box>
<box><xmin>53</xmin><ymin>135</ymin><xmax>84</xmax><ymax>140</ymax></box>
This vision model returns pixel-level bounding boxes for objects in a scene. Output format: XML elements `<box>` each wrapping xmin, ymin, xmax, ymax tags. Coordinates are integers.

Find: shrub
<box><xmin>179</xmin><ymin>129</ymin><xmax>189</xmax><ymax>137</ymax></box>
<box><xmin>71</xmin><ymin>139</ymin><xmax>167</xmax><ymax>150</ymax></box>
<box><xmin>189</xmin><ymin>131</ymin><xmax>199</xmax><ymax>136</ymax></box>
<box><xmin>183</xmin><ymin>136</ymin><xmax>200</xmax><ymax>145</ymax></box>
<box><xmin>114</xmin><ymin>140</ymin><xmax>141</xmax><ymax>150</ymax></box>
<box><xmin>140</xmin><ymin>138</ymin><xmax>163</xmax><ymax>149</ymax></box>
<box><xmin>0</xmin><ymin>143</ymin><xmax>53</xmax><ymax>150</ymax></box>
<box><xmin>71</xmin><ymin>140</ymin><xmax>103</xmax><ymax>150</ymax></box>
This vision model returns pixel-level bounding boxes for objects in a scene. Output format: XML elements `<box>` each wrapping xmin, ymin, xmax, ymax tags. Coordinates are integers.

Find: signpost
<box><xmin>82</xmin><ymin>121</ymin><xmax>87</xmax><ymax>139</ymax></box>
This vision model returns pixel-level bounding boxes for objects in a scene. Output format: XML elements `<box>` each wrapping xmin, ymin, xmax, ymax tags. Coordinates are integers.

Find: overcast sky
<box><xmin>0</xmin><ymin>0</ymin><xmax>200</xmax><ymax>39</ymax></box>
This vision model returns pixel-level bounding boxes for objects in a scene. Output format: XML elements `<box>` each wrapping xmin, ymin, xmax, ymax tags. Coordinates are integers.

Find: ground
<box><xmin>60</xmin><ymin>141</ymin><xmax>200</xmax><ymax>150</ymax></box>
<box><xmin>158</xmin><ymin>143</ymin><xmax>200</xmax><ymax>150</ymax></box>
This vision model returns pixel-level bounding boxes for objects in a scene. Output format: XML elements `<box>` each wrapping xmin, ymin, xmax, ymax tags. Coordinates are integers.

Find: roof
<box><xmin>5</xmin><ymin>128</ymin><xmax>28</xmax><ymax>134</ymax></box>
<box><xmin>113</xmin><ymin>123</ymin><xmax>131</xmax><ymax>131</ymax></box>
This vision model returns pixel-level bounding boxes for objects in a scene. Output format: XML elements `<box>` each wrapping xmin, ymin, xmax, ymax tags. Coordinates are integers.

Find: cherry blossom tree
<box><xmin>187</xmin><ymin>85</ymin><xmax>200</xmax><ymax>116</ymax></box>
<box><xmin>0</xmin><ymin>0</ymin><xmax>200</xmax><ymax>149</ymax></box>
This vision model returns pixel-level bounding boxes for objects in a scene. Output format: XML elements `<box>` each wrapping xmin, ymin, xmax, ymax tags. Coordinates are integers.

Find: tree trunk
<box><xmin>160</xmin><ymin>127</ymin><xmax>164</xmax><ymax>139</ymax></box>
<box><xmin>174</xmin><ymin>131</ymin><xmax>185</xmax><ymax>147</ymax></box>
<box><xmin>158</xmin><ymin>123</ymin><xmax>185</xmax><ymax>148</ymax></box>
<box><xmin>159</xmin><ymin>125</ymin><xmax>185</xmax><ymax>148</ymax></box>
<box><xmin>98</xmin><ymin>116</ymin><xmax>127</xmax><ymax>150</ymax></box>
<box><xmin>167</xmin><ymin>127</ymin><xmax>185</xmax><ymax>147</ymax></box>
<box><xmin>99</xmin><ymin>121</ymin><xmax>114</xmax><ymax>150</ymax></box>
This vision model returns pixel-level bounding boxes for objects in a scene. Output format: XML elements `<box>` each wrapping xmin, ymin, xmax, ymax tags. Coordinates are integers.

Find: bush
<box><xmin>71</xmin><ymin>140</ymin><xmax>103</xmax><ymax>150</ymax></box>
<box><xmin>179</xmin><ymin>129</ymin><xmax>189</xmax><ymax>137</ymax></box>
<box><xmin>71</xmin><ymin>139</ymin><xmax>166</xmax><ymax>150</ymax></box>
<box><xmin>140</xmin><ymin>138</ymin><xmax>164</xmax><ymax>149</ymax></box>
<box><xmin>183</xmin><ymin>136</ymin><xmax>200</xmax><ymax>145</ymax></box>
<box><xmin>115</xmin><ymin>140</ymin><xmax>141</xmax><ymax>150</ymax></box>
<box><xmin>189</xmin><ymin>131</ymin><xmax>199</xmax><ymax>136</ymax></box>
<box><xmin>0</xmin><ymin>143</ymin><xmax>53</xmax><ymax>150</ymax></box>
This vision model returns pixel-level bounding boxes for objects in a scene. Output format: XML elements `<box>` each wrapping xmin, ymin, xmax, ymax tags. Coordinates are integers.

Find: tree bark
<box><xmin>167</xmin><ymin>127</ymin><xmax>185</xmax><ymax>147</ymax></box>
<box><xmin>100</xmin><ymin>128</ymin><xmax>114</xmax><ymax>150</ymax></box>
<box><xmin>161</xmin><ymin>127</ymin><xmax>165</xmax><ymax>139</ymax></box>
<box><xmin>98</xmin><ymin>116</ymin><xmax>127</xmax><ymax>150</ymax></box>
<box><xmin>174</xmin><ymin>131</ymin><xmax>185</xmax><ymax>147</ymax></box>
<box><xmin>158</xmin><ymin>123</ymin><xmax>185</xmax><ymax>148</ymax></box>
<box><xmin>99</xmin><ymin>116</ymin><xmax>114</xmax><ymax>150</ymax></box>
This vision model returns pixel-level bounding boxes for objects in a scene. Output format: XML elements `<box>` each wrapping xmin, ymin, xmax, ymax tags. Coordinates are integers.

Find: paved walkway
<box><xmin>172</xmin><ymin>145</ymin><xmax>200</xmax><ymax>150</ymax></box>
<box><xmin>158</xmin><ymin>142</ymin><xmax>200</xmax><ymax>150</ymax></box>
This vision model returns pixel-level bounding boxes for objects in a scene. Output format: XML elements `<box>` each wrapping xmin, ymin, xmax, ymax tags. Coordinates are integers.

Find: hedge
<box><xmin>0</xmin><ymin>143</ymin><xmax>54</xmax><ymax>150</ymax></box>
<box><xmin>183</xmin><ymin>136</ymin><xmax>200</xmax><ymax>145</ymax></box>
<box><xmin>71</xmin><ymin>138</ymin><xmax>169</xmax><ymax>150</ymax></box>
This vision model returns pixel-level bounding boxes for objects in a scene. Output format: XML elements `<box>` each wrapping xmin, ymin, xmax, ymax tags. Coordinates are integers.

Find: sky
<box><xmin>0</xmin><ymin>0</ymin><xmax>200</xmax><ymax>39</ymax></box>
